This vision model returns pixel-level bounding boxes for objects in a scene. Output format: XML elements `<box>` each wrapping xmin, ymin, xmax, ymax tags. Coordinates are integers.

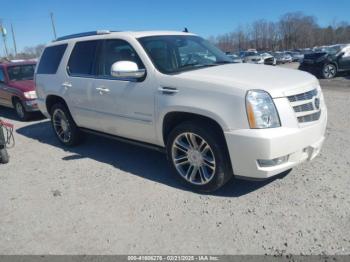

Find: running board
<box><xmin>80</xmin><ymin>128</ymin><xmax>166</xmax><ymax>153</ymax></box>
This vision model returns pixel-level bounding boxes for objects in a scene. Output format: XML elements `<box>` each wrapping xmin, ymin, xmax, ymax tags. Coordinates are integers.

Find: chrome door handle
<box><xmin>158</xmin><ymin>87</ymin><xmax>178</xmax><ymax>94</ymax></box>
<box><xmin>61</xmin><ymin>82</ymin><xmax>72</xmax><ymax>88</ymax></box>
<box><xmin>96</xmin><ymin>86</ymin><xmax>110</xmax><ymax>93</ymax></box>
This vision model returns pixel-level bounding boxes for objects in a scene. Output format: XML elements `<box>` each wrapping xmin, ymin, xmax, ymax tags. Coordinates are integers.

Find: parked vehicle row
<box><xmin>225</xmin><ymin>44</ymin><xmax>350</xmax><ymax>78</ymax></box>
<box><xmin>299</xmin><ymin>44</ymin><xmax>350</xmax><ymax>79</ymax></box>
<box><xmin>226</xmin><ymin>50</ymin><xmax>298</xmax><ymax>65</ymax></box>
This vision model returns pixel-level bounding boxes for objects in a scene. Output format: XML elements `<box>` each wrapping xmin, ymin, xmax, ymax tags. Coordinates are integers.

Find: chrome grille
<box><xmin>293</xmin><ymin>102</ymin><xmax>314</xmax><ymax>112</ymax></box>
<box><xmin>297</xmin><ymin>111</ymin><xmax>321</xmax><ymax>123</ymax></box>
<box><xmin>287</xmin><ymin>88</ymin><xmax>321</xmax><ymax>124</ymax></box>
<box><xmin>288</xmin><ymin>89</ymin><xmax>318</xmax><ymax>102</ymax></box>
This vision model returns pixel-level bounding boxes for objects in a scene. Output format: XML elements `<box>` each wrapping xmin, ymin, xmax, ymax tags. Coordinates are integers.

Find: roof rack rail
<box><xmin>54</xmin><ymin>30</ymin><xmax>113</xmax><ymax>42</ymax></box>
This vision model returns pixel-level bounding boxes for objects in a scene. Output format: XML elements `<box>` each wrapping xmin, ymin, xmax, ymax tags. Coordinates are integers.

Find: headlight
<box><xmin>23</xmin><ymin>91</ymin><xmax>37</xmax><ymax>99</ymax></box>
<box><xmin>246</xmin><ymin>90</ymin><xmax>280</xmax><ymax>128</ymax></box>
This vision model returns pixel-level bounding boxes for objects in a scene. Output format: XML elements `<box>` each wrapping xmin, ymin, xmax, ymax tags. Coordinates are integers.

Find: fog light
<box><xmin>258</xmin><ymin>155</ymin><xmax>289</xmax><ymax>167</ymax></box>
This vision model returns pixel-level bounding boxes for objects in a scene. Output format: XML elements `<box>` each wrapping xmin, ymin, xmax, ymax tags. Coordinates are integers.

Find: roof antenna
<box><xmin>183</xmin><ymin>27</ymin><xmax>189</xmax><ymax>33</ymax></box>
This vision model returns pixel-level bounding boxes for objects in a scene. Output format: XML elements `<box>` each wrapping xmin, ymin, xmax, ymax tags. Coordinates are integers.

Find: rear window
<box><xmin>67</xmin><ymin>40</ymin><xmax>98</xmax><ymax>76</ymax></box>
<box><xmin>37</xmin><ymin>44</ymin><xmax>67</xmax><ymax>74</ymax></box>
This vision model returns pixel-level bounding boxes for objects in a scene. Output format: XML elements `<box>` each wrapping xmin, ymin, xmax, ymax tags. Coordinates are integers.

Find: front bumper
<box><xmin>299</xmin><ymin>63</ymin><xmax>323</xmax><ymax>75</ymax></box>
<box><xmin>23</xmin><ymin>99</ymin><xmax>40</xmax><ymax>112</ymax></box>
<box><xmin>224</xmin><ymin>108</ymin><xmax>327</xmax><ymax>179</ymax></box>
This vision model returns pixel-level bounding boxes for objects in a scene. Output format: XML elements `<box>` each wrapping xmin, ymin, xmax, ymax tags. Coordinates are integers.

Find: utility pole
<box><xmin>0</xmin><ymin>20</ymin><xmax>9</xmax><ymax>58</ymax></box>
<box><xmin>50</xmin><ymin>12</ymin><xmax>57</xmax><ymax>40</ymax></box>
<box><xmin>11</xmin><ymin>23</ymin><xmax>17</xmax><ymax>56</ymax></box>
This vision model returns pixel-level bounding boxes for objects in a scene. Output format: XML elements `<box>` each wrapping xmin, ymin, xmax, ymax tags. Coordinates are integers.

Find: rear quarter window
<box><xmin>37</xmin><ymin>44</ymin><xmax>67</xmax><ymax>74</ymax></box>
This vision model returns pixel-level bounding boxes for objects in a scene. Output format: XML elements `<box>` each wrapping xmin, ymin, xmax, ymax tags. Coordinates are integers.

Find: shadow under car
<box><xmin>16</xmin><ymin>120</ymin><xmax>290</xmax><ymax>196</ymax></box>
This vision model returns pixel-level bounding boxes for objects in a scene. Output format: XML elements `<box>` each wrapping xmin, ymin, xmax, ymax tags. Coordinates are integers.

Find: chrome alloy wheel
<box><xmin>52</xmin><ymin>109</ymin><xmax>72</xmax><ymax>143</ymax></box>
<box><xmin>323</xmin><ymin>64</ymin><xmax>336</xmax><ymax>78</ymax></box>
<box><xmin>171</xmin><ymin>132</ymin><xmax>216</xmax><ymax>185</ymax></box>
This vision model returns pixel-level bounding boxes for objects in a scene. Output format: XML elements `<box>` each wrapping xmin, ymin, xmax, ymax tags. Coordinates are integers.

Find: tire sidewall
<box><xmin>50</xmin><ymin>103</ymin><xmax>81</xmax><ymax>146</ymax></box>
<box><xmin>166</xmin><ymin>121</ymin><xmax>232</xmax><ymax>192</ymax></box>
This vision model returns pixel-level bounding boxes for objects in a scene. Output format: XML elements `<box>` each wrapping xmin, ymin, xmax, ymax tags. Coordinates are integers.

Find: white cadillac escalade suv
<box><xmin>35</xmin><ymin>30</ymin><xmax>327</xmax><ymax>192</ymax></box>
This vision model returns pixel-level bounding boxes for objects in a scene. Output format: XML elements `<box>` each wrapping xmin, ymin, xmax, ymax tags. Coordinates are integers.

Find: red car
<box><xmin>0</xmin><ymin>61</ymin><xmax>38</xmax><ymax>120</ymax></box>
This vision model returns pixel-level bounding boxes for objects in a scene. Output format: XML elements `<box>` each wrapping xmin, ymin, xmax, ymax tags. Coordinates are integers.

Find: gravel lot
<box><xmin>0</xmin><ymin>63</ymin><xmax>349</xmax><ymax>255</ymax></box>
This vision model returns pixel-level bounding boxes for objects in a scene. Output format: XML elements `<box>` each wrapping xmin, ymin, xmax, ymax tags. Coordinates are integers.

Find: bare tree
<box><xmin>210</xmin><ymin>12</ymin><xmax>350</xmax><ymax>52</ymax></box>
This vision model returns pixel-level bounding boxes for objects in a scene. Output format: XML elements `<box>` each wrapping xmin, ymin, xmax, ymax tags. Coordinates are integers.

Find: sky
<box><xmin>0</xmin><ymin>0</ymin><xmax>349</xmax><ymax>55</ymax></box>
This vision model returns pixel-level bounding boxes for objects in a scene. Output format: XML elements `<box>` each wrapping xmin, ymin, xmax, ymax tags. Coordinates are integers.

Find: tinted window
<box><xmin>37</xmin><ymin>44</ymin><xmax>67</xmax><ymax>74</ymax></box>
<box><xmin>139</xmin><ymin>35</ymin><xmax>231</xmax><ymax>74</ymax></box>
<box><xmin>68</xmin><ymin>40</ymin><xmax>98</xmax><ymax>76</ymax></box>
<box><xmin>0</xmin><ymin>69</ymin><xmax>4</xmax><ymax>82</ymax></box>
<box><xmin>99</xmin><ymin>39</ymin><xmax>144</xmax><ymax>77</ymax></box>
<box><xmin>8</xmin><ymin>64</ymin><xmax>36</xmax><ymax>81</ymax></box>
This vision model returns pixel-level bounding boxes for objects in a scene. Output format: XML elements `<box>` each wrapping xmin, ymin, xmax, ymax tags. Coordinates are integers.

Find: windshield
<box><xmin>138</xmin><ymin>35</ymin><xmax>231</xmax><ymax>74</ymax></box>
<box><xmin>324</xmin><ymin>45</ymin><xmax>345</xmax><ymax>55</ymax></box>
<box><xmin>244</xmin><ymin>52</ymin><xmax>258</xmax><ymax>56</ymax></box>
<box><xmin>7</xmin><ymin>64</ymin><xmax>36</xmax><ymax>81</ymax></box>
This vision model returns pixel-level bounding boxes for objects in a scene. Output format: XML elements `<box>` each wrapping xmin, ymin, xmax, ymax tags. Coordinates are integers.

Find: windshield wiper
<box><xmin>214</xmin><ymin>61</ymin><xmax>233</xmax><ymax>64</ymax></box>
<box><xmin>179</xmin><ymin>63</ymin><xmax>218</xmax><ymax>69</ymax></box>
<box><xmin>179</xmin><ymin>63</ymin><xmax>199</xmax><ymax>68</ymax></box>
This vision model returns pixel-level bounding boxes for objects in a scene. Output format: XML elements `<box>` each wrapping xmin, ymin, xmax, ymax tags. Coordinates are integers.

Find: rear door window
<box><xmin>37</xmin><ymin>44</ymin><xmax>67</xmax><ymax>74</ymax></box>
<box><xmin>67</xmin><ymin>40</ymin><xmax>98</xmax><ymax>76</ymax></box>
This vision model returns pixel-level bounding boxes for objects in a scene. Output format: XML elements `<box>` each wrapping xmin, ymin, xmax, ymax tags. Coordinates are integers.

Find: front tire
<box><xmin>13</xmin><ymin>98</ymin><xmax>30</xmax><ymax>121</ymax></box>
<box><xmin>166</xmin><ymin>121</ymin><xmax>233</xmax><ymax>192</ymax></box>
<box><xmin>51</xmin><ymin>103</ymin><xmax>82</xmax><ymax>146</ymax></box>
<box><xmin>322</xmin><ymin>64</ymin><xmax>337</xmax><ymax>79</ymax></box>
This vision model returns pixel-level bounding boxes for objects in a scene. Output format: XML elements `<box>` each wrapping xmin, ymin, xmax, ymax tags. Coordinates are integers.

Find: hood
<box><xmin>304</xmin><ymin>52</ymin><xmax>327</xmax><ymax>60</ymax></box>
<box><xmin>7</xmin><ymin>80</ymin><xmax>35</xmax><ymax>92</ymax></box>
<box><xmin>174</xmin><ymin>64</ymin><xmax>318</xmax><ymax>98</ymax></box>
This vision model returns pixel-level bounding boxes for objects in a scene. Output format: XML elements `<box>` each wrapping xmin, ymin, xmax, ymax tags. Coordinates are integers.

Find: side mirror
<box><xmin>111</xmin><ymin>61</ymin><xmax>146</xmax><ymax>79</ymax></box>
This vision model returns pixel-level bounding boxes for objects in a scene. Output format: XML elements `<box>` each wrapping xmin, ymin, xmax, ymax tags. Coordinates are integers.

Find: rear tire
<box><xmin>322</xmin><ymin>63</ymin><xmax>337</xmax><ymax>79</ymax></box>
<box><xmin>50</xmin><ymin>103</ymin><xmax>82</xmax><ymax>146</ymax></box>
<box><xmin>166</xmin><ymin>121</ymin><xmax>233</xmax><ymax>192</ymax></box>
<box><xmin>0</xmin><ymin>147</ymin><xmax>9</xmax><ymax>164</ymax></box>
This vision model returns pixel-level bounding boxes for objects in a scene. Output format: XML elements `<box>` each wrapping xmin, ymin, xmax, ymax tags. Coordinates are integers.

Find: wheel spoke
<box><xmin>199</xmin><ymin>140</ymin><xmax>209</xmax><ymax>153</ymax></box>
<box><xmin>174</xmin><ymin>155</ymin><xmax>189</xmax><ymax>166</ymax></box>
<box><xmin>199</xmin><ymin>166</ymin><xmax>208</xmax><ymax>183</ymax></box>
<box><xmin>57</xmin><ymin>129</ymin><xmax>64</xmax><ymax>138</ymax></box>
<box><xmin>203</xmin><ymin>157</ymin><xmax>215</xmax><ymax>170</ymax></box>
<box><xmin>174</xmin><ymin>140</ymin><xmax>190</xmax><ymax>153</ymax></box>
<box><xmin>53</xmin><ymin>120</ymin><xmax>62</xmax><ymax>126</ymax></box>
<box><xmin>187</xmin><ymin>165</ymin><xmax>198</xmax><ymax>182</ymax></box>
<box><xmin>187</xmin><ymin>133</ymin><xmax>199</xmax><ymax>149</ymax></box>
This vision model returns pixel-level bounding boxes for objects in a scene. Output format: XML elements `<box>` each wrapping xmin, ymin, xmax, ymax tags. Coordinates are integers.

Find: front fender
<box><xmin>156</xmin><ymin>106</ymin><xmax>230</xmax><ymax>146</ymax></box>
